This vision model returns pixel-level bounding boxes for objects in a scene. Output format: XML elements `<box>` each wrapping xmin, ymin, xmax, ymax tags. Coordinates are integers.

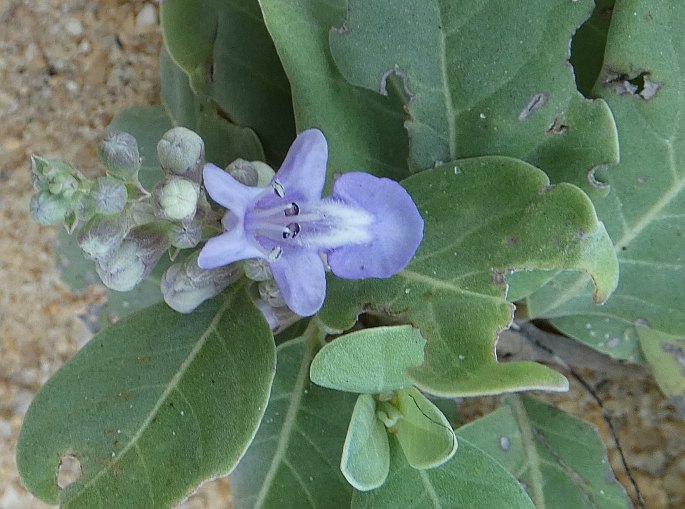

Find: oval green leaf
<box><xmin>394</xmin><ymin>388</ymin><xmax>457</xmax><ymax>470</ymax></box>
<box><xmin>341</xmin><ymin>394</ymin><xmax>390</xmax><ymax>491</ymax></box>
<box><xmin>231</xmin><ymin>335</ymin><xmax>357</xmax><ymax>509</ymax></box>
<box><xmin>352</xmin><ymin>435</ymin><xmax>534</xmax><ymax>509</ymax></box>
<box><xmin>310</xmin><ymin>325</ymin><xmax>426</xmax><ymax>394</ymax></box>
<box><xmin>17</xmin><ymin>285</ymin><xmax>275</xmax><ymax>508</ymax></box>
<box><xmin>458</xmin><ymin>395</ymin><xmax>631</xmax><ymax>509</ymax></box>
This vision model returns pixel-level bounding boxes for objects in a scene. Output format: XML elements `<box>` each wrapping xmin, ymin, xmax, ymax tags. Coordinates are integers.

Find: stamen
<box><xmin>252</xmin><ymin>204</ymin><xmax>295</xmax><ymax>219</ymax></box>
<box><xmin>268</xmin><ymin>246</ymin><xmax>283</xmax><ymax>261</ymax></box>
<box><xmin>272</xmin><ymin>180</ymin><xmax>285</xmax><ymax>198</ymax></box>
<box><xmin>282</xmin><ymin>222</ymin><xmax>301</xmax><ymax>239</ymax></box>
<box><xmin>284</xmin><ymin>202</ymin><xmax>299</xmax><ymax>217</ymax></box>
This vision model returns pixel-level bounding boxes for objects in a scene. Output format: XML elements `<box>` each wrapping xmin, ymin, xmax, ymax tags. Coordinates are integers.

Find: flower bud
<box><xmin>73</xmin><ymin>192</ymin><xmax>97</xmax><ymax>222</ymax></box>
<box><xmin>258</xmin><ymin>279</ymin><xmax>286</xmax><ymax>308</ymax></box>
<box><xmin>154</xmin><ymin>177</ymin><xmax>200</xmax><ymax>222</ymax></box>
<box><xmin>98</xmin><ymin>131</ymin><xmax>141</xmax><ymax>180</ymax></box>
<box><xmin>251</xmin><ymin>297</ymin><xmax>298</xmax><ymax>332</ymax></box>
<box><xmin>157</xmin><ymin>127</ymin><xmax>204</xmax><ymax>182</ymax></box>
<box><xmin>30</xmin><ymin>192</ymin><xmax>70</xmax><ymax>225</ymax></box>
<box><xmin>93</xmin><ymin>176</ymin><xmax>128</xmax><ymax>215</ymax></box>
<box><xmin>48</xmin><ymin>172</ymin><xmax>79</xmax><ymax>199</ymax></box>
<box><xmin>77</xmin><ymin>214</ymin><xmax>128</xmax><ymax>261</ymax></box>
<box><xmin>226</xmin><ymin>159</ymin><xmax>275</xmax><ymax>187</ymax></box>
<box><xmin>96</xmin><ymin>223</ymin><xmax>170</xmax><ymax>292</ymax></box>
<box><xmin>161</xmin><ymin>253</ymin><xmax>241</xmax><ymax>313</ymax></box>
<box><xmin>242</xmin><ymin>258</ymin><xmax>272</xmax><ymax>281</ymax></box>
<box><xmin>167</xmin><ymin>219</ymin><xmax>202</xmax><ymax>249</ymax></box>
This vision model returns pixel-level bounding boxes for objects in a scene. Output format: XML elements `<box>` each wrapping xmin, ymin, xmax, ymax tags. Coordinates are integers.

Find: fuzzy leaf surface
<box><xmin>231</xmin><ymin>336</ymin><xmax>357</xmax><ymax>509</ymax></box>
<box><xmin>319</xmin><ymin>157</ymin><xmax>617</xmax><ymax>397</ymax></box>
<box><xmin>637</xmin><ymin>327</ymin><xmax>685</xmax><ymax>402</ymax></box>
<box><xmin>341</xmin><ymin>394</ymin><xmax>390</xmax><ymax>491</ymax></box>
<box><xmin>352</xmin><ymin>436</ymin><xmax>534</xmax><ymax>509</ymax></box>
<box><xmin>160</xmin><ymin>0</ymin><xmax>295</xmax><ymax>164</ymax></box>
<box><xmin>257</xmin><ymin>0</ymin><xmax>410</xmax><ymax>184</ymax></box>
<box><xmin>458</xmin><ymin>396</ymin><xmax>631</xmax><ymax>509</ymax></box>
<box><xmin>160</xmin><ymin>47</ymin><xmax>264</xmax><ymax>168</ymax></box>
<box><xmin>525</xmin><ymin>1</ymin><xmax>685</xmax><ymax>361</ymax></box>
<box><xmin>310</xmin><ymin>325</ymin><xmax>425</xmax><ymax>394</ymax></box>
<box><xmin>17</xmin><ymin>286</ymin><xmax>275</xmax><ymax>508</ymax></box>
<box><xmin>329</xmin><ymin>0</ymin><xmax>618</xmax><ymax>192</ymax></box>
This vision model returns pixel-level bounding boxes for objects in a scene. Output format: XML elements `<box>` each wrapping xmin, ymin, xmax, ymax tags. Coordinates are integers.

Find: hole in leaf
<box><xmin>57</xmin><ymin>454</ymin><xmax>82</xmax><ymax>489</ymax></box>
<box><xmin>604</xmin><ymin>70</ymin><xmax>662</xmax><ymax>99</ymax></box>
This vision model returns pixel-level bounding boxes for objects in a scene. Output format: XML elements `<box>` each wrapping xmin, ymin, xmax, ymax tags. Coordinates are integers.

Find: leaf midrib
<box><xmin>509</xmin><ymin>397</ymin><xmax>546</xmax><ymax>509</ymax></box>
<box><xmin>252</xmin><ymin>337</ymin><xmax>314</xmax><ymax>509</ymax></box>
<box><xmin>68</xmin><ymin>295</ymin><xmax>235</xmax><ymax>504</ymax></box>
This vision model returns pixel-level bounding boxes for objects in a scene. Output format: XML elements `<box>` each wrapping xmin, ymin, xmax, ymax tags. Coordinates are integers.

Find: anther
<box><xmin>284</xmin><ymin>202</ymin><xmax>299</xmax><ymax>217</ymax></box>
<box><xmin>272</xmin><ymin>180</ymin><xmax>285</xmax><ymax>198</ymax></box>
<box><xmin>282</xmin><ymin>222</ymin><xmax>301</xmax><ymax>239</ymax></box>
<box><xmin>268</xmin><ymin>246</ymin><xmax>283</xmax><ymax>261</ymax></box>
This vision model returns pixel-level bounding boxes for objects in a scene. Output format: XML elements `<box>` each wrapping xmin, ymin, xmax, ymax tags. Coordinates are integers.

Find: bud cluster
<box><xmin>29</xmin><ymin>126</ymin><xmax>293</xmax><ymax>321</ymax></box>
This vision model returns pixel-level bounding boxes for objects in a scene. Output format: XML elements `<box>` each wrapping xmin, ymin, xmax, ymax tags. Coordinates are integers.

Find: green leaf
<box><xmin>329</xmin><ymin>0</ymin><xmax>618</xmax><ymax>193</ymax></box>
<box><xmin>393</xmin><ymin>388</ymin><xmax>457</xmax><ymax>470</ymax></box>
<box><xmin>319</xmin><ymin>157</ymin><xmax>617</xmax><ymax>396</ymax></box>
<box><xmin>352</xmin><ymin>435</ymin><xmax>534</xmax><ymax>509</ymax></box>
<box><xmin>257</xmin><ymin>0</ymin><xmax>410</xmax><ymax>183</ymax></box>
<box><xmin>160</xmin><ymin>47</ymin><xmax>265</xmax><ymax>167</ymax></box>
<box><xmin>310</xmin><ymin>325</ymin><xmax>426</xmax><ymax>394</ymax></box>
<box><xmin>524</xmin><ymin>1</ymin><xmax>685</xmax><ymax>361</ymax></box>
<box><xmin>160</xmin><ymin>0</ymin><xmax>295</xmax><ymax>164</ymax></box>
<box><xmin>637</xmin><ymin>327</ymin><xmax>685</xmax><ymax>401</ymax></box>
<box><xmin>341</xmin><ymin>394</ymin><xmax>390</xmax><ymax>491</ymax></box>
<box><xmin>17</xmin><ymin>285</ymin><xmax>276</xmax><ymax>508</ymax></box>
<box><xmin>570</xmin><ymin>0</ymin><xmax>615</xmax><ymax>97</ymax></box>
<box><xmin>231</xmin><ymin>335</ymin><xmax>357</xmax><ymax>509</ymax></box>
<box><xmin>107</xmin><ymin>105</ymin><xmax>172</xmax><ymax>190</ymax></box>
<box><xmin>458</xmin><ymin>396</ymin><xmax>631</xmax><ymax>509</ymax></box>
<box><xmin>53</xmin><ymin>227</ymin><xmax>99</xmax><ymax>292</ymax></box>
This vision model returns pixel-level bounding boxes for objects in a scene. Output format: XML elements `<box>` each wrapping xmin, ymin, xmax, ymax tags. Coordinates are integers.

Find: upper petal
<box><xmin>197</xmin><ymin>227</ymin><xmax>264</xmax><ymax>269</ymax></box>
<box><xmin>327</xmin><ymin>172</ymin><xmax>423</xmax><ymax>279</ymax></box>
<box><xmin>203</xmin><ymin>163</ymin><xmax>262</xmax><ymax>215</ymax></box>
<box><xmin>269</xmin><ymin>248</ymin><xmax>326</xmax><ymax>316</ymax></box>
<box><xmin>274</xmin><ymin>129</ymin><xmax>328</xmax><ymax>201</ymax></box>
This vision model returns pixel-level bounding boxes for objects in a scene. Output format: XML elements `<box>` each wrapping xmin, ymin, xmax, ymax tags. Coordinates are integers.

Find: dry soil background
<box><xmin>0</xmin><ymin>1</ymin><xmax>683</xmax><ymax>508</ymax></box>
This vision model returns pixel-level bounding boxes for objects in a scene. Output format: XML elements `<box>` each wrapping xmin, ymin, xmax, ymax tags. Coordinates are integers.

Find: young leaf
<box><xmin>637</xmin><ymin>327</ymin><xmax>685</xmax><ymax>402</ymax></box>
<box><xmin>341</xmin><ymin>394</ymin><xmax>390</xmax><ymax>491</ymax></box>
<box><xmin>352</xmin><ymin>435</ymin><xmax>534</xmax><ymax>509</ymax></box>
<box><xmin>160</xmin><ymin>47</ymin><xmax>265</xmax><ymax>167</ymax></box>
<box><xmin>524</xmin><ymin>1</ymin><xmax>685</xmax><ymax>361</ymax></box>
<box><xmin>257</xmin><ymin>0</ymin><xmax>410</xmax><ymax>183</ymax></box>
<box><xmin>458</xmin><ymin>396</ymin><xmax>631</xmax><ymax>509</ymax></box>
<box><xmin>393</xmin><ymin>388</ymin><xmax>457</xmax><ymax>470</ymax></box>
<box><xmin>17</xmin><ymin>286</ymin><xmax>276</xmax><ymax>508</ymax></box>
<box><xmin>160</xmin><ymin>0</ymin><xmax>295</xmax><ymax>164</ymax></box>
<box><xmin>329</xmin><ymin>0</ymin><xmax>618</xmax><ymax>194</ymax></box>
<box><xmin>319</xmin><ymin>156</ymin><xmax>617</xmax><ymax>397</ymax></box>
<box><xmin>310</xmin><ymin>325</ymin><xmax>426</xmax><ymax>394</ymax></box>
<box><xmin>231</xmin><ymin>336</ymin><xmax>357</xmax><ymax>509</ymax></box>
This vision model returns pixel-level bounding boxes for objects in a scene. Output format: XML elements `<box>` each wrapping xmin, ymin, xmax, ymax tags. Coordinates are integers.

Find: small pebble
<box><xmin>136</xmin><ymin>4</ymin><xmax>158</xmax><ymax>30</ymax></box>
<box><xmin>64</xmin><ymin>18</ymin><xmax>83</xmax><ymax>37</ymax></box>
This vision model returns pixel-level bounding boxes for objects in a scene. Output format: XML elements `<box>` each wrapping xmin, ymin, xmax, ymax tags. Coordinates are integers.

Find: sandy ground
<box><xmin>0</xmin><ymin>1</ymin><xmax>683</xmax><ymax>508</ymax></box>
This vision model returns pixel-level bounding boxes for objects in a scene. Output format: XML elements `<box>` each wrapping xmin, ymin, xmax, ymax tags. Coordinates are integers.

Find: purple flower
<box><xmin>198</xmin><ymin>129</ymin><xmax>423</xmax><ymax>316</ymax></box>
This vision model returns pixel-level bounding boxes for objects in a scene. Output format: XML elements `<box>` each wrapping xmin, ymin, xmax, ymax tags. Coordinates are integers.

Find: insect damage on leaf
<box><xmin>518</xmin><ymin>93</ymin><xmax>548</xmax><ymax>121</ymax></box>
<box><xmin>603</xmin><ymin>69</ymin><xmax>662</xmax><ymax>99</ymax></box>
